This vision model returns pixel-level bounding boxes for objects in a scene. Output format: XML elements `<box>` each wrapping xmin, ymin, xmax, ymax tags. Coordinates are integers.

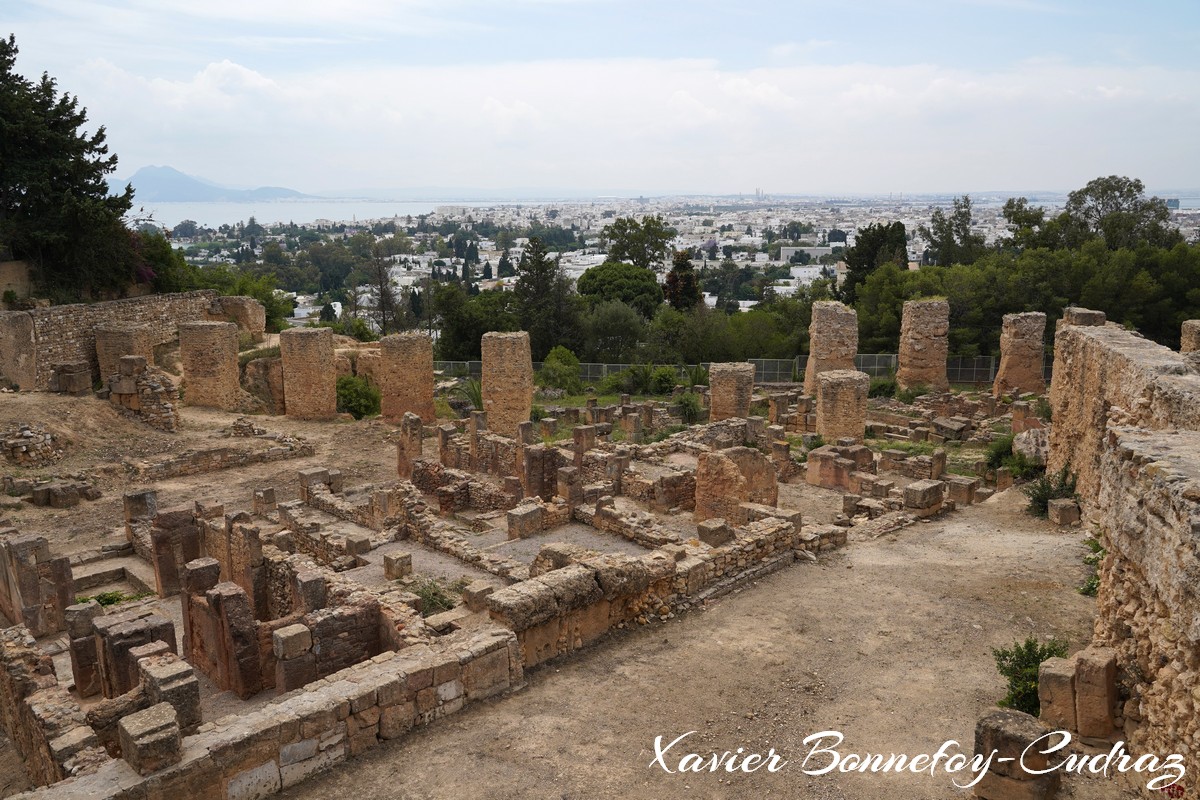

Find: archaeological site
<box><xmin>0</xmin><ymin>291</ymin><xmax>1197</xmax><ymax>800</ymax></box>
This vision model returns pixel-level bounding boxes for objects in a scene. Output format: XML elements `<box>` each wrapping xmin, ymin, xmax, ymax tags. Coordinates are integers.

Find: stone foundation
<box><xmin>179</xmin><ymin>321</ymin><xmax>241</xmax><ymax>410</ymax></box>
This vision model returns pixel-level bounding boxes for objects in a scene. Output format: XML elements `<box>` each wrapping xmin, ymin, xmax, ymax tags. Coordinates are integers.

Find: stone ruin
<box><xmin>2</xmin><ymin>424</ymin><xmax>65</xmax><ymax>468</ymax></box>
<box><xmin>992</xmin><ymin>311</ymin><xmax>1046</xmax><ymax>397</ymax></box>
<box><xmin>896</xmin><ymin>298</ymin><xmax>949</xmax><ymax>392</ymax></box>
<box><xmin>178</xmin><ymin>321</ymin><xmax>243</xmax><ymax>411</ymax></box>
<box><xmin>481</xmin><ymin>331</ymin><xmax>533</xmax><ymax>437</ymax></box>
<box><xmin>707</xmin><ymin>362</ymin><xmax>754</xmax><ymax>421</ymax></box>
<box><xmin>1181</xmin><ymin>318</ymin><xmax>1200</xmax><ymax>353</ymax></box>
<box><xmin>803</xmin><ymin>300</ymin><xmax>858</xmax><ymax>395</ymax></box>
<box><xmin>5</xmin><ymin>305</ymin><xmax>1200</xmax><ymax>799</ymax></box>
<box><xmin>102</xmin><ymin>356</ymin><xmax>180</xmax><ymax>433</ymax></box>
<box><xmin>280</xmin><ymin>327</ymin><xmax>337</xmax><ymax>420</ymax></box>
<box><xmin>380</xmin><ymin>332</ymin><xmax>435</xmax><ymax>424</ymax></box>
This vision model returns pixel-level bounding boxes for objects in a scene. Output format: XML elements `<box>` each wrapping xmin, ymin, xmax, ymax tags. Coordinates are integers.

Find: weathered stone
<box><xmin>380</xmin><ymin>333</ymin><xmax>436</xmax><ymax>423</ymax></box>
<box><xmin>994</xmin><ymin>312</ymin><xmax>1047</xmax><ymax>397</ymax></box>
<box><xmin>803</xmin><ymin>301</ymin><xmax>857</xmax><ymax>395</ymax></box>
<box><xmin>814</xmin><ymin>370</ymin><xmax>869</xmax><ymax>443</ymax></box>
<box><xmin>118</xmin><ymin>702</ymin><xmax>181</xmax><ymax>776</ymax></box>
<box><xmin>708</xmin><ymin>362</ymin><xmax>755</xmax><ymax>422</ymax></box>
<box><xmin>896</xmin><ymin>299</ymin><xmax>949</xmax><ymax>392</ymax></box>
<box><xmin>481</xmin><ymin>332</ymin><xmax>532</xmax><ymax>437</ymax></box>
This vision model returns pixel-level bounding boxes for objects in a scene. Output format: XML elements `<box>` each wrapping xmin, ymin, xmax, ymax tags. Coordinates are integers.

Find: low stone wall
<box><xmin>11</xmin><ymin>626</ymin><xmax>523</xmax><ymax>799</ymax></box>
<box><xmin>132</xmin><ymin>436</ymin><xmax>313</xmax><ymax>480</ymax></box>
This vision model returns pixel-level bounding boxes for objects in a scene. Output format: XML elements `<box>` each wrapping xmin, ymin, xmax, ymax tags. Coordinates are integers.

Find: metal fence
<box><xmin>433</xmin><ymin>354</ymin><xmax>1052</xmax><ymax>387</ymax></box>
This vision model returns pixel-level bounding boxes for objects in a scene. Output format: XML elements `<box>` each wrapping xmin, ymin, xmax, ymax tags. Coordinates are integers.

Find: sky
<box><xmin>7</xmin><ymin>0</ymin><xmax>1200</xmax><ymax>197</ymax></box>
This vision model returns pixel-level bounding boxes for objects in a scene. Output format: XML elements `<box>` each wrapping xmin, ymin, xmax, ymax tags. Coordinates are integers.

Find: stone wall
<box><xmin>105</xmin><ymin>356</ymin><xmax>180</xmax><ymax>433</ymax></box>
<box><xmin>179</xmin><ymin>321</ymin><xmax>241</xmax><ymax>410</ymax></box>
<box><xmin>803</xmin><ymin>300</ymin><xmax>858</xmax><ymax>395</ymax></box>
<box><xmin>217</xmin><ymin>296</ymin><xmax>266</xmax><ymax>343</ymax></box>
<box><xmin>379</xmin><ymin>333</ymin><xmax>435</xmax><ymax>423</ymax></box>
<box><xmin>11</xmin><ymin>626</ymin><xmax>523</xmax><ymax>800</ymax></box>
<box><xmin>94</xmin><ymin>323</ymin><xmax>153</xmax><ymax>384</ymax></box>
<box><xmin>280</xmin><ymin>327</ymin><xmax>337</xmax><ymax>420</ymax></box>
<box><xmin>1092</xmin><ymin>427</ymin><xmax>1200</xmax><ymax>783</ymax></box>
<box><xmin>992</xmin><ymin>312</ymin><xmax>1046</xmax><ymax>396</ymax></box>
<box><xmin>1047</xmin><ymin>311</ymin><xmax>1200</xmax><ymax>500</ymax></box>
<box><xmin>481</xmin><ymin>332</ymin><xmax>533</xmax><ymax>437</ymax></box>
<box><xmin>814</xmin><ymin>369</ymin><xmax>869</xmax><ymax>442</ymax></box>
<box><xmin>0</xmin><ymin>532</ymin><xmax>73</xmax><ymax>637</ymax></box>
<box><xmin>693</xmin><ymin>446</ymin><xmax>778</xmax><ymax>522</ymax></box>
<box><xmin>0</xmin><ymin>311</ymin><xmax>36</xmax><ymax>390</ymax></box>
<box><xmin>896</xmin><ymin>298</ymin><xmax>949</xmax><ymax>392</ymax></box>
<box><xmin>708</xmin><ymin>362</ymin><xmax>754</xmax><ymax>421</ymax></box>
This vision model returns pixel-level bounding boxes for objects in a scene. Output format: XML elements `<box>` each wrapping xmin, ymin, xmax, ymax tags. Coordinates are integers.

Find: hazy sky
<box><xmin>8</xmin><ymin>0</ymin><xmax>1200</xmax><ymax>196</ymax></box>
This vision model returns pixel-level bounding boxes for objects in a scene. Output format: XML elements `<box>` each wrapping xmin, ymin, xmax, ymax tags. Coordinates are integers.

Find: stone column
<box><xmin>993</xmin><ymin>312</ymin><xmax>1047</xmax><ymax>397</ymax></box>
<box><xmin>95</xmin><ymin>323</ymin><xmax>152</xmax><ymax>382</ymax></box>
<box><xmin>803</xmin><ymin>301</ymin><xmax>858</xmax><ymax>395</ymax></box>
<box><xmin>896</xmin><ymin>298</ymin><xmax>949</xmax><ymax>392</ymax></box>
<box><xmin>279</xmin><ymin>327</ymin><xmax>336</xmax><ymax>420</ymax></box>
<box><xmin>179</xmin><ymin>321</ymin><xmax>240</xmax><ymax>410</ymax></box>
<box><xmin>814</xmin><ymin>370</ymin><xmax>869</xmax><ymax>442</ymax></box>
<box><xmin>380</xmin><ymin>332</ymin><xmax>435</xmax><ymax>423</ymax></box>
<box><xmin>1182</xmin><ymin>320</ymin><xmax>1200</xmax><ymax>353</ymax></box>
<box><xmin>481</xmin><ymin>331</ymin><xmax>533</xmax><ymax>437</ymax></box>
<box><xmin>708</xmin><ymin>362</ymin><xmax>754</xmax><ymax>421</ymax></box>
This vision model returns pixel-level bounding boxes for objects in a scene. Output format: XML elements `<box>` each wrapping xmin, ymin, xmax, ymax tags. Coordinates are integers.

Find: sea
<box><xmin>135</xmin><ymin>200</ymin><xmax>524</xmax><ymax>230</ymax></box>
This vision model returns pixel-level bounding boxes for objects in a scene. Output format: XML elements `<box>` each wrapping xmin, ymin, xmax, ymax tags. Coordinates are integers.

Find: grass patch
<box><xmin>75</xmin><ymin>590</ymin><xmax>154</xmax><ymax>607</ymax></box>
<box><xmin>895</xmin><ymin>383</ymin><xmax>930</xmax><ymax>404</ymax></box>
<box><xmin>238</xmin><ymin>345</ymin><xmax>280</xmax><ymax>367</ymax></box>
<box><xmin>408</xmin><ymin>577</ymin><xmax>469</xmax><ymax>617</ymax></box>
<box><xmin>864</xmin><ymin>437</ymin><xmax>938</xmax><ymax>457</ymax></box>
<box><xmin>647</xmin><ymin>424</ymin><xmax>687</xmax><ymax>443</ymax></box>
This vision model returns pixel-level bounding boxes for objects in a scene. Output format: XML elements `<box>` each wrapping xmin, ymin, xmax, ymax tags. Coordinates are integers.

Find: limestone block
<box><xmin>463</xmin><ymin>581</ymin><xmax>495</xmax><ymax>612</ymax></box>
<box><xmin>380</xmin><ymin>332</ymin><xmax>436</xmax><ymax>423</ymax></box>
<box><xmin>1074</xmin><ymin>646</ymin><xmax>1116</xmax><ymax>738</ymax></box>
<box><xmin>179</xmin><ymin>321</ymin><xmax>240</xmax><ymax>410</ymax></box>
<box><xmin>973</xmin><ymin>709</ymin><xmax>1059</xmax><ymax>788</ymax></box>
<box><xmin>697</xmin><ymin>518</ymin><xmax>734</xmax><ymax>547</ymax></box>
<box><xmin>273</xmin><ymin>623</ymin><xmax>313</xmax><ymax>660</ymax></box>
<box><xmin>1047</xmin><ymin>498</ymin><xmax>1080</xmax><ymax>526</ymax></box>
<box><xmin>118</xmin><ymin>702</ymin><xmax>181</xmax><ymax>775</ymax></box>
<box><xmin>506</xmin><ymin>504</ymin><xmax>543</xmax><ymax>539</ymax></box>
<box><xmin>1061</xmin><ymin>307</ymin><xmax>1105</xmax><ymax>327</ymax></box>
<box><xmin>903</xmin><ymin>479</ymin><xmax>944</xmax><ymax>511</ymax></box>
<box><xmin>383</xmin><ymin>551</ymin><xmax>413</xmax><ymax>580</ymax></box>
<box><xmin>1038</xmin><ymin>656</ymin><xmax>1077</xmax><ymax>732</ymax></box>
<box><xmin>897</xmin><ymin>299</ymin><xmax>949</xmax><ymax>392</ymax></box>
<box><xmin>1182</xmin><ymin>319</ymin><xmax>1200</xmax><ymax>353</ymax></box>
<box><xmin>481</xmin><ymin>331</ymin><xmax>533</xmax><ymax>437</ymax></box>
<box><xmin>946</xmin><ymin>476</ymin><xmax>978</xmax><ymax>506</ymax></box>
<box><xmin>709</xmin><ymin>362</ymin><xmax>755</xmax><ymax>422</ymax></box>
<box><xmin>814</xmin><ymin>370</ymin><xmax>869</xmax><ymax>443</ymax></box>
<box><xmin>803</xmin><ymin>300</ymin><xmax>858</xmax><ymax>395</ymax></box>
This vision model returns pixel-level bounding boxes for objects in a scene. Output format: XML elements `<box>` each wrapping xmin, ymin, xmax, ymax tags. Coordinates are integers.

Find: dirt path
<box><xmin>280</xmin><ymin>490</ymin><xmax>1139</xmax><ymax>800</ymax></box>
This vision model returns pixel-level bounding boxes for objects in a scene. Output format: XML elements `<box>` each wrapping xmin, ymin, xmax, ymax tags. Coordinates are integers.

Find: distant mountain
<box><xmin>116</xmin><ymin>166</ymin><xmax>313</xmax><ymax>202</ymax></box>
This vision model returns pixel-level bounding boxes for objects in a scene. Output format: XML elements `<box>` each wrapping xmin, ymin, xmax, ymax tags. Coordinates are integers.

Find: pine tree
<box><xmin>664</xmin><ymin>250</ymin><xmax>702</xmax><ymax>311</ymax></box>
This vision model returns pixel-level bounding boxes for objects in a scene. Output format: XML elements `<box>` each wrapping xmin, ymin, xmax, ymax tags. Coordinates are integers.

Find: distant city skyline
<box><xmin>8</xmin><ymin>1</ymin><xmax>1200</xmax><ymax>195</ymax></box>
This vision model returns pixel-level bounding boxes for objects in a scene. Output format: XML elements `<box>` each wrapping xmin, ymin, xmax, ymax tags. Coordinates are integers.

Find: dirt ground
<box><xmin>1</xmin><ymin>392</ymin><xmax>1146</xmax><ymax>799</ymax></box>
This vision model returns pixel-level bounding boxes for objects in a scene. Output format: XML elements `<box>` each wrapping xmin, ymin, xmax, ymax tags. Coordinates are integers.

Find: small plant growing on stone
<box><xmin>986</xmin><ymin>434</ymin><xmax>1015</xmax><ymax>469</ymax></box>
<box><xmin>1078</xmin><ymin>535</ymin><xmax>1105</xmax><ymax>597</ymax></box>
<box><xmin>1023</xmin><ymin>466</ymin><xmax>1077</xmax><ymax>518</ymax></box>
<box><xmin>75</xmin><ymin>589</ymin><xmax>154</xmax><ymax>607</ymax></box>
<box><xmin>410</xmin><ymin>577</ymin><xmax>466</xmax><ymax>617</ymax></box>
<box><xmin>1035</xmin><ymin>396</ymin><xmax>1052</xmax><ymax>423</ymax></box>
<box><xmin>993</xmin><ymin>636</ymin><xmax>1068</xmax><ymax>715</ymax></box>
<box><xmin>677</xmin><ymin>392</ymin><xmax>702</xmax><ymax>424</ymax></box>
<box><xmin>336</xmin><ymin>375</ymin><xmax>381</xmax><ymax>420</ymax></box>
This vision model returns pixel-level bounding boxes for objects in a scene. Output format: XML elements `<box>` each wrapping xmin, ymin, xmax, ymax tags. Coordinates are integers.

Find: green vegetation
<box><xmin>335</xmin><ymin>375</ymin><xmax>380</xmax><ymax>419</ymax></box>
<box><xmin>1079</xmin><ymin>536</ymin><xmax>1106</xmax><ymax>597</ymax></box>
<box><xmin>408</xmin><ymin>577</ymin><xmax>469</xmax><ymax>617</ymax></box>
<box><xmin>647</xmin><ymin>424</ymin><xmax>687</xmax><ymax>443</ymax></box>
<box><xmin>538</xmin><ymin>346</ymin><xmax>583</xmax><ymax>393</ymax></box>
<box><xmin>76</xmin><ymin>590</ymin><xmax>154</xmax><ymax>607</ymax></box>
<box><xmin>1023</xmin><ymin>466</ymin><xmax>1078</xmax><ymax>518</ymax></box>
<box><xmin>677</xmin><ymin>392</ymin><xmax>703</xmax><ymax>424</ymax></box>
<box><xmin>993</xmin><ymin>637</ymin><xmax>1069</xmax><ymax>716</ymax></box>
<box><xmin>238</xmin><ymin>345</ymin><xmax>280</xmax><ymax>368</ymax></box>
<box><xmin>453</xmin><ymin>378</ymin><xmax>483</xmax><ymax>411</ymax></box>
<box><xmin>985</xmin><ymin>433</ymin><xmax>1043</xmax><ymax>480</ymax></box>
<box><xmin>866</xmin><ymin>438</ymin><xmax>937</xmax><ymax>457</ymax></box>
<box><xmin>868</xmin><ymin>376</ymin><xmax>897</xmax><ymax>398</ymax></box>
<box><xmin>895</xmin><ymin>384</ymin><xmax>930</xmax><ymax>404</ymax></box>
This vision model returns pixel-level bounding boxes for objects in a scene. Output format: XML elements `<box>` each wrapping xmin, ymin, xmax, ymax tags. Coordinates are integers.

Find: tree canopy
<box><xmin>600</xmin><ymin>215</ymin><xmax>675</xmax><ymax>271</ymax></box>
<box><xmin>0</xmin><ymin>35</ymin><xmax>137</xmax><ymax>298</ymax></box>
<box><xmin>576</xmin><ymin>260</ymin><xmax>663</xmax><ymax>318</ymax></box>
<box><xmin>839</xmin><ymin>221</ymin><xmax>907</xmax><ymax>305</ymax></box>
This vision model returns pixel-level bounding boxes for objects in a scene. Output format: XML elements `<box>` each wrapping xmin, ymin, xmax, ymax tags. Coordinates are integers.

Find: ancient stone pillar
<box><xmin>379</xmin><ymin>332</ymin><xmax>435</xmax><ymax>423</ymax></box>
<box><xmin>802</xmin><ymin>301</ymin><xmax>858</xmax><ymax>395</ymax></box>
<box><xmin>896</xmin><ymin>298</ymin><xmax>949</xmax><ymax>392</ymax></box>
<box><xmin>179</xmin><ymin>321</ymin><xmax>240</xmax><ymax>410</ymax></box>
<box><xmin>1182</xmin><ymin>319</ymin><xmax>1200</xmax><ymax>353</ymax></box>
<box><xmin>481</xmin><ymin>331</ymin><xmax>533</xmax><ymax>437</ymax></box>
<box><xmin>814</xmin><ymin>370</ymin><xmax>869</xmax><ymax>442</ymax></box>
<box><xmin>993</xmin><ymin>312</ymin><xmax>1047</xmax><ymax>397</ymax></box>
<box><xmin>279</xmin><ymin>327</ymin><xmax>337</xmax><ymax>420</ymax></box>
<box><xmin>95</xmin><ymin>322</ymin><xmax>152</xmax><ymax>382</ymax></box>
<box><xmin>396</xmin><ymin>412</ymin><xmax>424</xmax><ymax>480</ymax></box>
<box><xmin>708</xmin><ymin>362</ymin><xmax>755</xmax><ymax>421</ymax></box>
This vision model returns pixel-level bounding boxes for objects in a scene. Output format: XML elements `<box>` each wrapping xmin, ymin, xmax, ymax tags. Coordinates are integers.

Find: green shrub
<box><xmin>530</xmin><ymin>405</ymin><xmax>546</xmax><ymax>423</ymax></box>
<box><xmin>453</xmin><ymin>378</ymin><xmax>483</xmax><ymax>411</ymax></box>
<box><xmin>993</xmin><ymin>637</ymin><xmax>1068</xmax><ymax>715</ymax></box>
<box><xmin>538</xmin><ymin>346</ymin><xmax>583</xmax><ymax>393</ymax></box>
<box><xmin>1079</xmin><ymin>536</ymin><xmax>1106</xmax><ymax>597</ymax></box>
<box><xmin>626</xmin><ymin>363</ymin><xmax>655</xmax><ymax>393</ymax></box>
<box><xmin>2</xmin><ymin>289</ymin><xmax>17</xmax><ymax>306</ymax></box>
<box><xmin>895</xmin><ymin>384</ymin><xmax>930</xmax><ymax>404</ymax></box>
<box><xmin>75</xmin><ymin>589</ymin><xmax>154</xmax><ymax>607</ymax></box>
<box><xmin>650</xmin><ymin>366</ymin><xmax>678</xmax><ymax>395</ymax></box>
<box><xmin>986</xmin><ymin>434</ymin><xmax>1015</xmax><ymax>469</ymax></box>
<box><xmin>596</xmin><ymin>370</ymin><xmax>625</xmax><ymax>395</ymax></box>
<box><xmin>336</xmin><ymin>375</ymin><xmax>381</xmax><ymax>419</ymax></box>
<box><xmin>869</xmin><ymin>377</ymin><xmax>897</xmax><ymax>398</ymax></box>
<box><xmin>1035</xmin><ymin>396</ymin><xmax>1052</xmax><ymax>423</ymax></box>
<box><xmin>1023</xmin><ymin>466</ymin><xmax>1077</xmax><ymax>518</ymax></box>
<box><xmin>408</xmin><ymin>577</ymin><xmax>467</xmax><ymax>617</ymax></box>
<box><xmin>677</xmin><ymin>392</ymin><xmax>703</xmax><ymax>424</ymax></box>
<box><xmin>683</xmin><ymin>364</ymin><xmax>709</xmax><ymax>387</ymax></box>
<box><xmin>1003</xmin><ymin>451</ymin><xmax>1043</xmax><ymax>481</ymax></box>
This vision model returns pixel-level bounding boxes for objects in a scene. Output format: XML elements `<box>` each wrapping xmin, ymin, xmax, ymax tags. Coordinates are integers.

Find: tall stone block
<box><xmin>1182</xmin><ymin>319</ymin><xmax>1200</xmax><ymax>353</ymax></box>
<box><xmin>803</xmin><ymin>301</ymin><xmax>858</xmax><ymax>395</ymax></box>
<box><xmin>709</xmin><ymin>362</ymin><xmax>754</xmax><ymax>421</ymax></box>
<box><xmin>179</xmin><ymin>321</ymin><xmax>240</xmax><ymax>410</ymax></box>
<box><xmin>993</xmin><ymin>312</ymin><xmax>1046</xmax><ymax>397</ymax></box>
<box><xmin>380</xmin><ymin>332</ymin><xmax>435</xmax><ymax>423</ymax></box>
<box><xmin>896</xmin><ymin>298</ymin><xmax>949</xmax><ymax>392</ymax></box>
<box><xmin>95</xmin><ymin>322</ymin><xmax>152</xmax><ymax>383</ymax></box>
<box><xmin>481</xmin><ymin>331</ymin><xmax>533</xmax><ymax>437</ymax></box>
<box><xmin>280</xmin><ymin>327</ymin><xmax>336</xmax><ymax>420</ymax></box>
<box><xmin>814</xmin><ymin>370</ymin><xmax>869</xmax><ymax>443</ymax></box>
